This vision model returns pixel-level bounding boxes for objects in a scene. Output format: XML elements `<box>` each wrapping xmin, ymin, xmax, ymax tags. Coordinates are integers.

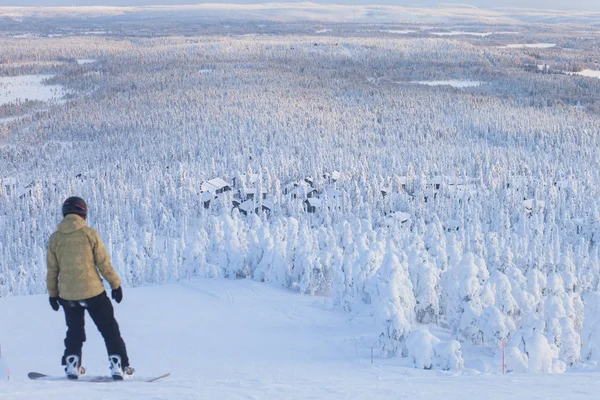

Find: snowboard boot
<box><xmin>109</xmin><ymin>355</ymin><xmax>134</xmax><ymax>380</ymax></box>
<box><xmin>64</xmin><ymin>355</ymin><xmax>86</xmax><ymax>380</ymax></box>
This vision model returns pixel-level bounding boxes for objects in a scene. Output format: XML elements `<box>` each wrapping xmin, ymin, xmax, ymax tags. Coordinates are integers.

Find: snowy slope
<box><xmin>1</xmin><ymin>278</ymin><xmax>600</xmax><ymax>400</ymax></box>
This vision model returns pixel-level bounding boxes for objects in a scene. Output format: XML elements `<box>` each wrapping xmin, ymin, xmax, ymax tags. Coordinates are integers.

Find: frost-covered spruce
<box><xmin>373</xmin><ymin>241</ymin><xmax>416</xmax><ymax>358</ymax></box>
<box><xmin>408</xmin><ymin>236</ymin><xmax>440</xmax><ymax>324</ymax></box>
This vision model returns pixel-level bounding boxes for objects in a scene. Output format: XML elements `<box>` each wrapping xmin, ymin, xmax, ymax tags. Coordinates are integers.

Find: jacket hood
<box><xmin>57</xmin><ymin>214</ymin><xmax>87</xmax><ymax>234</ymax></box>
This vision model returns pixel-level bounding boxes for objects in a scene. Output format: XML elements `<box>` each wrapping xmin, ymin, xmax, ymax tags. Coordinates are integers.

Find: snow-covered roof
<box><xmin>201</xmin><ymin>191</ymin><xmax>213</xmax><ymax>202</ymax></box>
<box><xmin>444</xmin><ymin>219</ymin><xmax>461</xmax><ymax>230</ymax></box>
<box><xmin>573</xmin><ymin>217</ymin><xmax>585</xmax><ymax>226</ymax></box>
<box><xmin>286</xmin><ymin>180</ymin><xmax>310</xmax><ymax>190</ymax></box>
<box><xmin>2</xmin><ymin>177</ymin><xmax>17</xmax><ymax>186</ymax></box>
<box><xmin>241</xmin><ymin>187</ymin><xmax>268</xmax><ymax>196</ymax></box>
<box><xmin>430</xmin><ymin>176</ymin><xmax>443</xmax><ymax>184</ymax></box>
<box><xmin>289</xmin><ymin>184</ymin><xmax>315</xmax><ymax>197</ymax></box>
<box><xmin>306</xmin><ymin>198</ymin><xmax>322</xmax><ymax>207</ymax></box>
<box><xmin>446</xmin><ymin>183</ymin><xmax>477</xmax><ymax>195</ymax></box>
<box><xmin>239</xmin><ymin>199</ymin><xmax>256</xmax><ymax>213</ymax></box>
<box><xmin>381</xmin><ymin>212</ymin><xmax>411</xmax><ymax>228</ymax></box>
<box><xmin>262</xmin><ymin>199</ymin><xmax>274</xmax><ymax>210</ymax></box>
<box><xmin>445</xmin><ymin>176</ymin><xmax>465</xmax><ymax>185</ymax></box>
<box><xmin>324</xmin><ymin>188</ymin><xmax>343</xmax><ymax>198</ymax></box>
<box><xmin>201</xmin><ymin>178</ymin><xmax>230</xmax><ymax>193</ymax></box>
<box><xmin>390</xmin><ymin>211</ymin><xmax>410</xmax><ymax>223</ymax></box>
<box><xmin>523</xmin><ymin>199</ymin><xmax>545</xmax><ymax>212</ymax></box>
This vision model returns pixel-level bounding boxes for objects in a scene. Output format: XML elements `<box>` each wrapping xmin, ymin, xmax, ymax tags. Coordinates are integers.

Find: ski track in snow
<box><xmin>1</xmin><ymin>278</ymin><xmax>600</xmax><ymax>399</ymax></box>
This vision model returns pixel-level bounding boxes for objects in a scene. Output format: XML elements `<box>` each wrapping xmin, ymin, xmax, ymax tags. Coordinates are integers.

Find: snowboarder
<box><xmin>46</xmin><ymin>196</ymin><xmax>134</xmax><ymax>380</ymax></box>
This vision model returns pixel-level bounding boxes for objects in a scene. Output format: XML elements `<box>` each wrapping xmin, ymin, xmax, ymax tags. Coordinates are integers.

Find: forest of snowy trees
<box><xmin>1</xmin><ymin>8</ymin><xmax>600</xmax><ymax>373</ymax></box>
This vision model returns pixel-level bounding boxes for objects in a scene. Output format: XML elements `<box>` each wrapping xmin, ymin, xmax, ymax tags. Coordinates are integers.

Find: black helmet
<box><xmin>62</xmin><ymin>196</ymin><xmax>88</xmax><ymax>219</ymax></box>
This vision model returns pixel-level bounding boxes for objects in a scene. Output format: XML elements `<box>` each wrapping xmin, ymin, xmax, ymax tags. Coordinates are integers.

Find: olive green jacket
<box><xmin>46</xmin><ymin>214</ymin><xmax>121</xmax><ymax>301</ymax></box>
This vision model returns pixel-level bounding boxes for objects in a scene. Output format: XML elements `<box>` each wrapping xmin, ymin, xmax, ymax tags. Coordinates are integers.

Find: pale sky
<box><xmin>1</xmin><ymin>0</ymin><xmax>599</xmax><ymax>11</ymax></box>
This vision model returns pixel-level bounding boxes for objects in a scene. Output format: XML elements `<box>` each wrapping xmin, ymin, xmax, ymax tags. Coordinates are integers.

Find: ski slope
<box><xmin>1</xmin><ymin>278</ymin><xmax>600</xmax><ymax>399</ymax></box>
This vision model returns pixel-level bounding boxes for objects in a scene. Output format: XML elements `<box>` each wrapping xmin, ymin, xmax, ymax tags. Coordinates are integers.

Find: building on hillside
<box><xmin>445</xmin><ymin>176</ymin><xmax>477</xmax><ymax>196</ymax></box>
<box><xmin>200</xmin><ymin>178</ymin><xmax>232</xmax><ymax>208</ymax></box>
<box><xmin>427</xmin><ymin>176</ymin><xmax>443</xmax><ymax>191</ymax></box>
<box><xmin>1</xmin><ymin>177</ymin><xmax>17</xmax><ymax>197</ymax></box>
<box><xmin>322</xmin><ymin>188</ymin><xmax>344</xmax><ymax>211</ymax></box>
<box><xmin>235</xmin><ymin>198</ymin><xmax>274</xmax><ymax>216</ymax></box>
<box><xmin>201</xmin><ymin>191</ymin><xmax>213</xmax><ymax>209</ymax></box>
<box><xmin>285</xmin><ymin>181</ymin><xmax>318</xmax><ymax>200</ymax></box>
<box><xmin>238</xmin><ymin>200</ymin><xmax>256</xmax><ymax>216</ymax></box>
<box><xmin>397</xmin><ymin>176</ymin><xmax>408</xmax><ymax>191</ymax></box>
<box><xmin>381</xmin><ymin>211</ymin><xmax>411</xmax><ymax>229</ymax></box>
<box><xmin>201</xmin><ymin>178</ymin><xmax>231</xmax><ymax>195</ymax></box>
<box><xmin>573</xmin><ymin>217</ymin><xmax>585</xmax><ymax>235</ymax></box>
<box><xmin>443</xmin><ymin>219</ymin><xmax>461</xmax><ymax>232</ymax></box>
<box><xmin>262</xmin><ymin>198</ymin><xmax>274</xmax><ymax>215</ymax></box>
<box><xmin>523</xmin><ymin>199</ymin><xmax>545</xmax><ymax>214</ymax></box>
<box><xmin>239</xmin><ymin>187</ymin><xmax>268</xmax><ymax>201</ymax></box>
<box><xmin>323</xmin><ymin>170</ymin><xmax>341</xmax><ymax>185</ymax></box>
<box><xmin>304</xmin><ymin>198</ymin><xmax>322</xmax><ymax>213</ymax></box>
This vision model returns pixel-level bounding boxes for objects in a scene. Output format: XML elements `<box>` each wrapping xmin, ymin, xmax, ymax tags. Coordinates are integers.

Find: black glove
<box><xmin>111</xmin><ymin>287</ymin><xmax>123</xmax><ymax>303</ymax></box>
<box><xmin>49</xmin><ymin>297</ymin><xmax>60</xmax><ymax>311</ymax></box>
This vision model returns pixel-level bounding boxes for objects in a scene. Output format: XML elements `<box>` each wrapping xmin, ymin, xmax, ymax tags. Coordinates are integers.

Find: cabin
<box><xmin>443</xmin><ymin>219</ymin><xmax>461</xmax><ymax>232</ymax></box>
<box><xmin>524</xmin><ymin>63</ymin><xmax>551</xmax><ymax>74</ymax></box>
<box><xmin>238</xmin><ymin>200</ymin><xmax>256</xmax><ymax>216</ymax></box>
<box><xmin>201</xmin><ymin>191</ymin><xmax>213</xmax><ymax>209</ymax></box>
<box><xmin>445</xmin><ymin>176</ymin><xmax>477</xmax><ymax>196</ymax></box>
<box><xmin>381</xmin><ymin>211</ymin><xmax>411</xmax><ymax>228</ymax></box>
<box><xmin>1</xmin><ymin>177</ymin><xmax>17</xmax><ymax>197</ymax></box>
<box><xmin>323</xmin><ymin>170</ymin><xmax>341</xmax><ymax>184</ymax></box>
<box><xmin>322</xmin><ymin>188</ymin><xmax>343</xmax><ymax>211</ymax></box>
<box><xmin>262</xmin><ymin>199</ymin><xmax>274</xmax><ymax>215</ymax></box>
<box><xmin>239</xmin><ymin>187</ymin><xmax>268</xmax><ymax>201</ymax></box>
<box><xmin>523</xmin><ymin>199</ymin><xmax>545</xmax><ymax>214</ymax></box>
<box><xmin>286</xmin><ymin>181</ymin><xmax>318</xmax><ymax>200</ymax></box>
<box><xmin>18</xmin><ymin>182</ymin><xmax>34</xmax><ymax>199</ymax></box>
<box><xmin>426</xmin><ymin>176</ymin><xmax>443</xmax><ymax>191</ymax></box>
<box><xmin>397</xmin><ymin>176</ymin><xmax>408</xmax><ymax>191</ymax></box>
<box><xmin>201</xmin><ymin>178</ymin><xmax>231</xmax><ymax>195</ymax></box>
<box><xmin>304</xmin><ymin>198</ymin><xmax>322</xmax><ymax>213</ymax></box>
<box><xmin>235</xmin><ymin>197</ymin><xmax>274</xmax><ymax>216</ymax></box>
<box><xmin>573</xmin><ymin>218</ymin><xmax>585</xmax><ymax>235</ymax></box>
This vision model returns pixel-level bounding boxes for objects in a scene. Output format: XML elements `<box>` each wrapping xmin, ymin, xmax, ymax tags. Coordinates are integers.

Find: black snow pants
<box><xmin>60</xmin><ymin>291</ymin><xmax>130</xmax><ymax>367</ymax></box>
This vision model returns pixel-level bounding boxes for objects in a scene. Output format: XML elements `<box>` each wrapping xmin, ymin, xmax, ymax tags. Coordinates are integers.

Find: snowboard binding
<box><xmin>64</xmin><ymin>355</ymin><xmax>86</xmax><ymax>380</ymax></box>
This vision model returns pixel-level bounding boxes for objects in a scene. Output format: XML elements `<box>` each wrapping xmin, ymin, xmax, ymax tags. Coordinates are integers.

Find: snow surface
<box><xmin>381</xmin><ymin>29</ymin><xmax>416</xmax><ymax>34</ymax></box>
<box><xmin>501</xmin><ymin>43</ymin><xmax>557</xmax><ymax>49</ymax></box>
<box><xmin>0</xmin><ymin>75</ymin><xmax>66</xmax><ymax>106</ymax></box>
<box><xmin>572</xmin><ymin>70</ymin><xmax>600</xmax><ymax>79</ymax></box>
<box><xmin>1</xmin><ymin>278</ymin><xmax>600</xmax><ymax>400</ymax></box>
<box><xmin>76</xmin><ymin>59</ymin><xmax>97</xmax><ymax>65</ymax></box>
<box><xmin>409</xmin><ymin>80</ymin><xmax>483</xmax><ymax>88</ymax></box>
<box><xmin>429</xmin><ymin>31</ymin><xmax>519</xmax><ymax>37</ymax></box>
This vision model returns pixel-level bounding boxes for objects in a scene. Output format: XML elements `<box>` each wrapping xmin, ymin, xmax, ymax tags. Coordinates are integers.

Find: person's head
<box><xmin>62</xmin><ymin>197</ymin><xmax>88</xmax><ymax>220</ymax></box>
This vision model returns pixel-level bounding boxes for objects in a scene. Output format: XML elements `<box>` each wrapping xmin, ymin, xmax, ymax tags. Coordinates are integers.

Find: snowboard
<box><xmin>28</xmin><ymin>371</ymin><xmax>170</xmax><ymax>383</ymax></box>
